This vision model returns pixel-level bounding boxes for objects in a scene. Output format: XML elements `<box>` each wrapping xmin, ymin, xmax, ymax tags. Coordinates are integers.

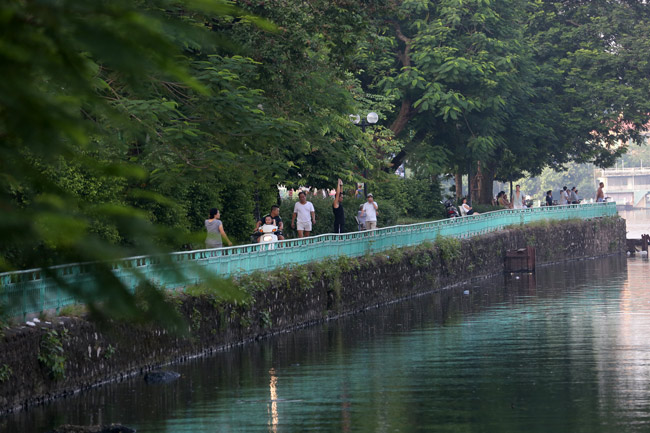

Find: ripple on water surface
<box><xmin>5</xmin><ymin>255</ymin><xmax>650</xmax><ymax>433</ymax></box>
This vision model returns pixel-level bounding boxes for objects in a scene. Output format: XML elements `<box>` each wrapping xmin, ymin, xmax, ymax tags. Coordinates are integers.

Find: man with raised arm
<box><xmin>332</xmin><ymin>178</ymin><xmax>345</xmax><ymax>234</ymax></box>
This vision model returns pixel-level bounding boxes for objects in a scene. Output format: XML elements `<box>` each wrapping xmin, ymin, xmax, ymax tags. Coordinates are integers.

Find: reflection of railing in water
<box><xmin>0</xmin><ymin>203</ymin><xmax>618</xmax><ymax>319</ymax></box>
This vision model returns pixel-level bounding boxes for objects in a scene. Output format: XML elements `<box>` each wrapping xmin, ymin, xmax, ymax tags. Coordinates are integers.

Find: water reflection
<box><xmin>7</xmin><ymin>255</ymin><xmax>650</xmax><ymax>433</ymax></box>
<box><xmin>268</xmin><ymin>369</ymin><xmax>277</xmax><ymax>433</ymax></box>
<box><xmin>618</xmin><ymin>208</ymin><xmax>650</xmax><ymax>238</ymax></box>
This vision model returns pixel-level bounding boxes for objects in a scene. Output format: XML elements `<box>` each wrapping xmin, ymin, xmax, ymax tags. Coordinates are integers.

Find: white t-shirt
<box><xmin>293</xmin><ymin>201</ymin><xmax>315</xmax><ymax>223</ymax></box>
<box><xmin>513</xmin><ymin>191</ymin><xmax>524</xmax><ymax>209</ymax></box>
<box><xmin>560</xmin><ymin>190</ymin><xmax>569</xmax><ymax>205</ymax></box>
<box><xmin>362</xmin><ymin>201</ymin><xmax>378</xmax><ymax>222</ymax></box>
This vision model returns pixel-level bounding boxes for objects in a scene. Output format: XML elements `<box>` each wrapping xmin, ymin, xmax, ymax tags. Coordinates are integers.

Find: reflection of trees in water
<box><xmin>596</xmin><ymin>258</ymin><xmax>650</xmax><ymax>416</ymax></box>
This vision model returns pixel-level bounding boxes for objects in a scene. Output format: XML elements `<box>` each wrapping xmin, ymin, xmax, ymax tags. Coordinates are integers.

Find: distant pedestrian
<box><xmin>570</xmin><ymin>187</ymin><xmax>579</xmax><ymax>204</ymax></box>
<box><xmin>355</xmin><ymin>184</ymin><xmax>364</xmax><ymax>199</ymax></box>
<box><xmin>545</xmin><ymin>190</ymin><xmax>553</xmax><ymax>206</ymax></box>
<box><xmin>357</xmin><ymin>204</ymin><xmax>366</xmax><ymax>231</ymax></box>
<box><xmin>332</xmin><ymin>178</ymin><xmax>345</xmax><ymax>233</ymax></box>
<box><xmin>291</xmin><ymin>191</ymin><xmax>316</xmax><ymax>238</ymax></box>
<box><xmin>360</xmin><ymin>193</ymin><xmax>378</xmax><ymax>229</ymax></box>
<box><xmin>205</xmin><ymin>208</ymin><xmax>232</xmax><ymax>249</ymax></box>
<box><xmin>559</xmin><ymin>186</ymin><xmax>569</xmax><ymax>205</ymax></box>
<box><xmin>596</xmin><ymin>182</ymin><xmax>605</xmax><ymax>202</ymax></box>
<box><xmin>513</xmin><ymin>184</ymin><xmax>525</xmax><ymax>209</ymax></box>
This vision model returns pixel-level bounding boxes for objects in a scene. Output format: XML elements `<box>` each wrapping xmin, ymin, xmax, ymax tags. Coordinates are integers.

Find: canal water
<box><xmin>619</xmin><ymin>208</ymin><xmax>650</xmax><ymax>238</ymax></box>
<box><xmin>4</xmin><ymin>254</ymin><xmax>650</xmax><ymax>433</ymax></box>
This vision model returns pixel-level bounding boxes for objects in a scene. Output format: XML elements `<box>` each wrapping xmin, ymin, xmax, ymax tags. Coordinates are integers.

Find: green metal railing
<box><xmin>0</xmin><ymin>203</ymin><xmax>617</xmax><ymax>319</ymax></box>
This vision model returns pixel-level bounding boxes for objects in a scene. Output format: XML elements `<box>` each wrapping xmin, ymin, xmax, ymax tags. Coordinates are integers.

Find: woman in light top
<box><xmin>205</xmin><ymin>208</ymin><xmax>233</xmax><ymax>249</ymax></box>
<box><xmin>461</xmin><ymin>197</ymin><xmax>478</xmax><ymax>215</ymax></box>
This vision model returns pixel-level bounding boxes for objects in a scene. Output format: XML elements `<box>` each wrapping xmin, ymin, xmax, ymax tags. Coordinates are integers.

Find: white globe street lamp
<box><xmin>349</xmin><ymin>112</ymin><xmax>380</xmax><ymax>197</ymax></box>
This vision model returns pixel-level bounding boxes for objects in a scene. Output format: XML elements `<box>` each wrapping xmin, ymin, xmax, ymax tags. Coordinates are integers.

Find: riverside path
<box><xmin>0</xmin><ymin>203</ymin><xmax>618</xmax><ymax>319</ymax></box>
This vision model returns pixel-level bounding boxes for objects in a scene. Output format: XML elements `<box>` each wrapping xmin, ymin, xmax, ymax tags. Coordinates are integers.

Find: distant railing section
<box><xmin>596</xmin><ymin>167</ymin><xmax>650</xmax><ymax>177</ymax></box>
<box><xmin>0</xmin><ymin>203</ymin><xmax>618</xmax><ymax>319</ymax></box>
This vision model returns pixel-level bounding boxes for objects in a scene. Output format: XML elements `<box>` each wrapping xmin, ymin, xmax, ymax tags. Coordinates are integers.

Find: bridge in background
<box><xmin>0</xmin><ymin>203</ymin><xmax>618</xmax><ymax>319</ymax></box>
<box><xmin>596</xmin><ymin>166</ymin><xmax>650</xmax><ymax>208</ymax></box>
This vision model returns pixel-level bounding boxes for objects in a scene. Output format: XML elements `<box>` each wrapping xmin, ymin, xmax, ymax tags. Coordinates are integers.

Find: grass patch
<box><xmin>58</xmin><ymin>304</ymin><xmax>87</xmax><ymax>318</ymax></box>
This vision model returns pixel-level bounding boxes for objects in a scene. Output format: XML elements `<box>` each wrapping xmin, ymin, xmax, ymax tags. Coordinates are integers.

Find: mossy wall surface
<box><xmin>0</xmin><ymin>217</ymin><xmax>626</xmax><ymax>415</ymax></box>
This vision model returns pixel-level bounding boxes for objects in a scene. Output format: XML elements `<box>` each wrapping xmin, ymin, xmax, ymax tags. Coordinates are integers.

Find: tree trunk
<box><xmin>476</xmin><ymin>162</ymin><xmax>496</xmax><ymax>204</ymax></box>
<box><xmin>470</xmin><ymin>170</ymin><xmax>479</xmax><ymax>204</ymax></box>
<box><xmin>387</xmin><ymin>22</ymin><xmax>415</xmax><ymax>171</ymax></box>
<box><xmin>455</xmin><ymin>172</ymin><xmax>463</xmax><ymax>199</ymax></box>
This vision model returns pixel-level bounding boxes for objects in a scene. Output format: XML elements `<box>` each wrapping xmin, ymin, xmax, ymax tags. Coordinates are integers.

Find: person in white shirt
<box><xmin>461</xmin><ymin>197</ymin><xmax>478</xmax><ymax>215</ymax></box>
<box><xmin>291</xmin><ymin>191</ymin><xmax>316</xmax><ymax>238</ymax></box>
<box><xmin>512</xmin><ymin>184</ymin><xmax>525</xmax><ymax>209</ymax></box>
<box><xmin>559</xmin><ymin>186</ymin><xmax>569</xmax><ymax>205</ymax></box>
<box><xmin>360</xmin><ymin>193</ymin><xmax>378</xmax><ymax>230</ymax></box>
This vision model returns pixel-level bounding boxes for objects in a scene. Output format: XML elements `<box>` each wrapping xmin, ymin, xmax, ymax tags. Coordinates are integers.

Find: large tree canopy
<box><xmin>2</xmin><ymin>0</ymin><xmax>650</xmax><ymax>321</ymax></box>
<box><xmin>347</xmin><ymin>0</ymin><xmax>650</xmax><ymax>202</ymax></box>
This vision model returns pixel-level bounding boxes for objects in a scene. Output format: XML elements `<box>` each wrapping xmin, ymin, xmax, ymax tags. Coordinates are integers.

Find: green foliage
<box><xmin>260</xmin><ymin>310</ymin><xmax>272</xmax><ymax>329</ymax></box>
<box><xmin>0</xmin><ymin>0</ymin><xmax>280</xmax><ymax>325</ymax></box>
<box><xmin>38</xmin><ymin>328</ymin><xmax>68</xmax><ymax>381</ymax></box>
<box><xmin>103</xmin><ymin>344</ymin><xmax>116</xmax><ymax>360</ymax></box>
<box><xmin>3</xmin><ymin>0</ymin><xmax>650</xmax><ymax>327</ymax></box>
<box><xmin>435</xmin><ymin>236</ymin><xmax>461</xmax><ymax>263</ymax></box>
<box><xmin>191</xmin><ymin>307</ymin><xmax>202</xmax><ymax>332</ymax></box>
<box><xmin>386</xmin><ymin>247</ymin><xmax>405</xmax><ymax>265</ymax></box>
<box><xmin>0</xmin><ymin>364</ymin><xmax>11</xmax><ymax>383</ymax></box>
<box><xmin>410</xmin><ymin>249</ymin><xmax>433</xmax><ymax>269</ymax></box>
<box><xmin>183</xmin><ymin>278</ymin><xmax>247</xmax><ymax>303</ymax></box>
<box><xmin>373</xmin><ymin>177</ymin><xmax>444</xmax><ymax>220</ymax></box>
<box><xmin>236</xmin><ymin>271</ymin><xmax>272</xmax><ymax>296</ymax></box>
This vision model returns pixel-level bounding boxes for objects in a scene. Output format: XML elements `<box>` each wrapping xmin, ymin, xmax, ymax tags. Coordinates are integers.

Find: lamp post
<box><xmin>350</xmin><ymin>112</ymin><xmax>379</xmax><ymax>197</ymax></box>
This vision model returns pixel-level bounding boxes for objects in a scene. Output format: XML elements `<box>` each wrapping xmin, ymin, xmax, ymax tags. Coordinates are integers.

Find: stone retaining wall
<box><xmin>0</xmin><ymin>217</ymin><xmax>626</xmax><ymax>415</ymax></box>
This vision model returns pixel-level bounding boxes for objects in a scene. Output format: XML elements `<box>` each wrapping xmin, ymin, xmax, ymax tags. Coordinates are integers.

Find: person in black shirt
<box><xmin>545</xmin><ymin>190</ymin><xmax>553</xmax><ymax>206</ymax></box>
<box><xmin>333</xmin><ymin>178</ymin><xmax>345</xmax><ymax>233</ymax></box>
<box><xmin>255</xmin><ymin>205</ymin><xmax>284</xmax><ymax>240</ymax></box>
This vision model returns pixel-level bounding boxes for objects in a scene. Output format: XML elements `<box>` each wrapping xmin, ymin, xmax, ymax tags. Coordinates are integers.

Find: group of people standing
<box><xmin>554</xmin><ymin>186</ymin><xmax>582</xmax><ymax>205</ymax></box>
<box><xmin>547</xmin><ymin>182</ymin><xmax>606</xmax><ymax>206</ymax></box>
<box><xmin>204</xmin><ymin>179</ymin><xmax>379</xmax><ymax>248</ymax></box>
<box><xmin>291</xmin><ymin>178</ymin><xmax>379</xmax><ymax>236</ymax></box>
<box><xmin>494</xmin><ymin>182</ymin><xmax>606</xmax><ymax>209</ymax></box>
